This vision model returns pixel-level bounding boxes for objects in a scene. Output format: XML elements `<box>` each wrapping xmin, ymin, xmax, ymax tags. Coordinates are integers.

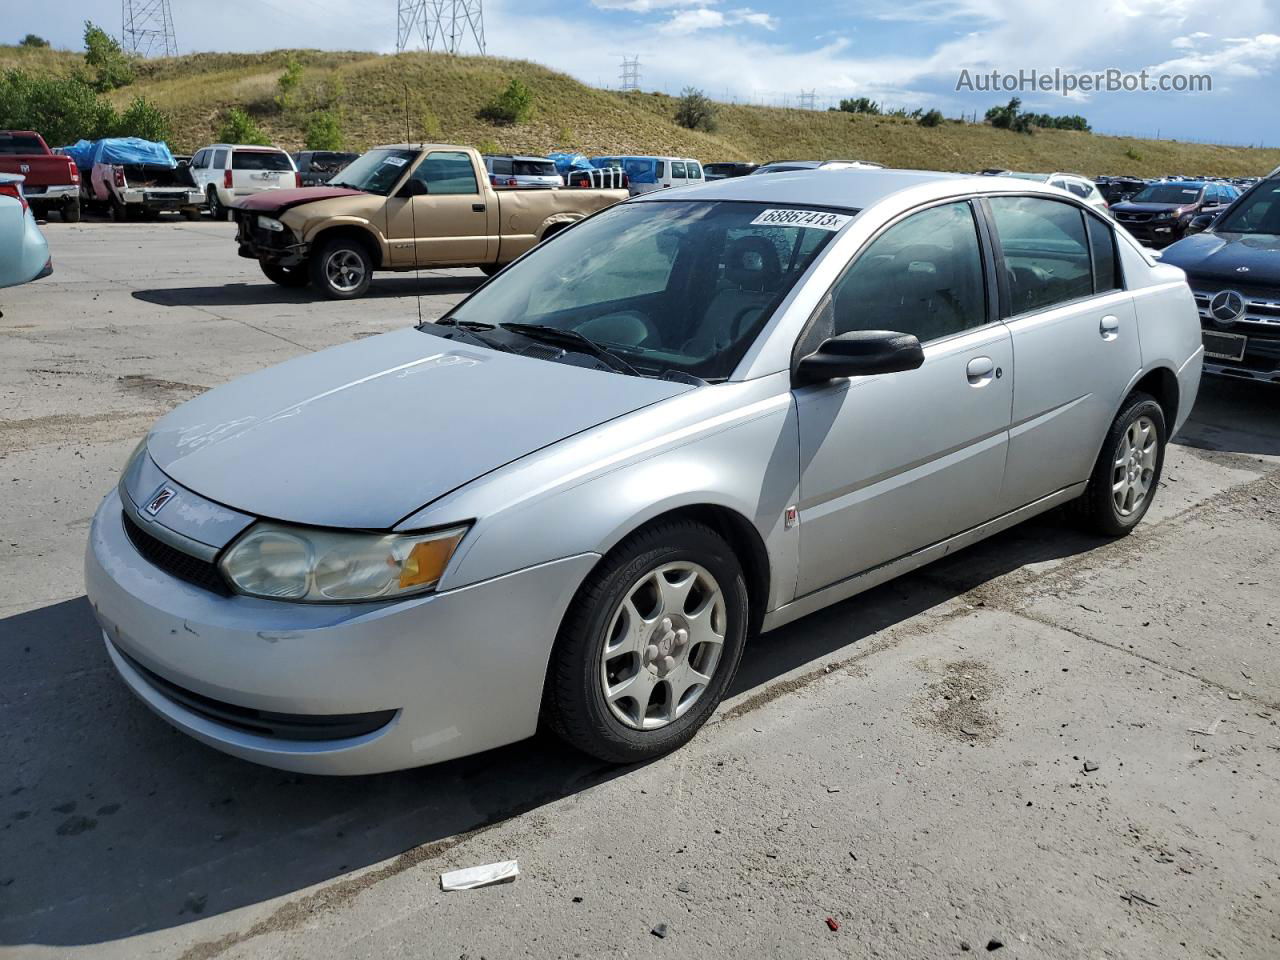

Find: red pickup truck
<box><xmin>0</xmin><ymin>131</ymin><xmax>81</xmax><ymax>222</ymax></box>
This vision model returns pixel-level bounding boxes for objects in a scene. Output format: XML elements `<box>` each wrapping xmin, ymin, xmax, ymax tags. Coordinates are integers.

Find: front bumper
<box><xmin>85</xmin><ymin>488</ymin><xmax>597</xmax><ymax>774</ymax></box>
<box><xmin>1193</xmin><ymin>288</ymin><xmax>1280</xmax><ymax>384</ymax></box>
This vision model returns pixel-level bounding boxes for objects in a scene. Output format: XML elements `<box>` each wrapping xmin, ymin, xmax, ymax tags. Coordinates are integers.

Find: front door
<box><xmin>385</xmin><ymin>150</ymin><xmax>496</xmax><ymax>266</ymax></box>
<box><xmin>794</xmin><ymin>199</ymin><xmax>1014</xmax><ymax>597</ymax></box>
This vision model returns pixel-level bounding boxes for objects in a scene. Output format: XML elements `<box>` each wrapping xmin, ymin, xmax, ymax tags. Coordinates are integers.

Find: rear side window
<box><xmin>233</xmin><ymin>151</ymin><xmax>292</xmax><ymax>171</ymax></box>
<box><xmin>988</xmin><ymin>196</ymin><xmax>1093</xmax><ymax>314</ymax></box>
<box><xmin>687</xmin><ymin>162</ymin><xmax>702</xmax><ymax>179</ymax></box>
<box><xmin>213</xmin><ymin>149</ymin><xmax>228</xmax><ymax>169</ymax></box>
<box><xmin>826</xmin><ymin>200</ymin><xmax>987</xmax><ymax>343</ymax></box>
<box><xmin>513</xmin><ymin>159</ymin><xmax>557</xmax><ymax>177</ymax></box>
<box><xmin>1087</xmin><ymin>215</ymin><xmax>1121</xmax><ymax>293</ymax></box>
<box><xmin>413</xmin><ymin>151</ymin><xmax>479</xmax><ymax>194</ymax></box>
<box><xmin>671</xmin><ymin>161</ymin><xmax>687</xmax><ymax>179</ymax></box>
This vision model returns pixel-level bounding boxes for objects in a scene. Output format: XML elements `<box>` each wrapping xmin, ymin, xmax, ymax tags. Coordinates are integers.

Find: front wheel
<box><xmin>309</xmin><ymin>237</ymin><xmax>372</xmax><ymax>299</ymax></box>
<box><xmin>1071</xmin><ymin>392</ymin><xmax>1166</xmax><ymax>536</ymax></box>
<box><xmin>207</xmin><ymin>188</ymin><xmax>229</xmax><ymax>221</ymax></box>
<box><xmin>260</xmin><ymin>260</ymin><xmax>310</xmax><ymax>287</ymax></box>
<box><xmin>542</xmin><ymin>520</ymin><xmax>749</xmax><ymax>764</ymax></box>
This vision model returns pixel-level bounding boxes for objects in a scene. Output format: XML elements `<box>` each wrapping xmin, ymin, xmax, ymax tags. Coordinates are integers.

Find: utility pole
<box><xmin>798</xmin><ymin>89</ymin><xmax>816</xmax><ymax>111</ymax></box>
<box><xmin>619</xmin><ymin>55</ymin><xmax>641</xmax><ymax>92</ymax></box>
<box><xmin>121</xmin><ymin>0</ymin><xmax>177</xmax><ymax>57</ymax></box>
<box><xmin>397</xmin><ymin>0</ymin><xmax>485</xmax><ymax>54</ymax></box>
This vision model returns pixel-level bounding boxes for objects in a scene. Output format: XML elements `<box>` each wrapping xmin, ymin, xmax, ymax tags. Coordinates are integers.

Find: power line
<box><xmin>397</xmin><ymin>0</ymin><xmax>486</xmax><ymax>55</ymax></box>
<box><xmin>121</xmin><ymin>0</ymin><xmax>177</xmax><ymax>57</ymax></box>
<box><xmin>798</xmin><ymin>89</ymin><xmax>815</xmax><ymax>111</ymax></box>
<box><xmin>619</xmin><ymin>55</ymin><xmax>641</xmax><ymax>92</ymax></box>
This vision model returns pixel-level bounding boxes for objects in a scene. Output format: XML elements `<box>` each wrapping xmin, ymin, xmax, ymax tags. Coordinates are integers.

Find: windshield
<box><xmin>0</xmin><ymin>135</ymin><xmax>44</xmax><ymax>154</ymax></box>
<box><xmin>1131</xmin><ymin>184</ymin><xmax>1203</xmax><ymax>204</ymax></box>
<box><xmin>754</xmin><ymin>165</ymin><xmax>810</xmax><ymax>175</ymax></box>
<box><xmin>438</xmin><ymin>200</ymin><xmax>848</xmax><ymax>381</ymax></box>
<box><xmin>232</xmin><ymin>150</ymin><xmax>293</xmax><ymax>171</ymax></box>
<box><xmin>1003</xmin><ymin>172</ymin><xmax>1049</xmax><ymax>182</ymax></box>
<box><xmin>1215</xmin><ymin>180</ymin><xmax>1280</xmax><ymax>234</ymax></box>
<box><xmin>329</xmin><ymin>148</ymin><xmax>417</xmax><ymax>195</ymax></box>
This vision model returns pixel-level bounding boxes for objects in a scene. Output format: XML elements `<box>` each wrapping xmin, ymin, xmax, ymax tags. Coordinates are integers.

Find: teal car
<box><xmin>0</xmin><ymin>173</ymin><xmax>52</xmax><ymax>290</ymax></box>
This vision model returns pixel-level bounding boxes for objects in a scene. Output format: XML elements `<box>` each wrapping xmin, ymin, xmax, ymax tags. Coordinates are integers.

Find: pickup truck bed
<box><xmin>0</xmin><ymin>131</ymin><xmax>82</xmax><ymax>222</ymax></box>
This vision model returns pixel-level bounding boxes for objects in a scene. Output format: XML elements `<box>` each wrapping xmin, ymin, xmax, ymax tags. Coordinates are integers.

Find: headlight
<box><xmin>219</xmin><ymin>522</ymin><xmax>469</xmax><ymax>602</ymax></box>
<box><xmin>1153</xmin><ymin>211</ymin><xmax>1173</xmax><ymax>220</ymax></box>
<box><xmin>257</xmin><ymin>215</ymin><xmax>286</xmax><ymax>232</ymax></box>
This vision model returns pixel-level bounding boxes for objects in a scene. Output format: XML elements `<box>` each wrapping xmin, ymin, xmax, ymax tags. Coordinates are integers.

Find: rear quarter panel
<box><xmin>495</xmin><ymin>188</ymin><xmax>628</xmax><ymax>261</ymax></box>
<box><xmin>1127</xmin><ymin>254</ymin><xmax>1203</xmax><ymax>434</ymax></box>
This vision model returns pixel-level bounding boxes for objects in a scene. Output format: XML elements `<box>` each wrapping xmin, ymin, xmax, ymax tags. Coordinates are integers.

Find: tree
<box><xmin>276</xmin><ymin>56</ymin><xmax>304</xmax><ymax>111</ymax></box>
<box><xmin>304</xmin><ymin>111</ymin><xmax>344</xmax><ymax>150</ymax></box>
<box><xmin>113</xmin><ymin>96</ymin><xmax>171</xmax><ymax>141</ymax></box>
<box><xmin>477</xmin><ymin>79</ymin><xmax>533</xmax><ymax>125</ymax></box>
<box><xmin>19</xmin><ymin>34</ymin><xmax>50</xmax><ymax>47</ymax></box>
<box><xmin>217</xmin><ymin>107</ymin><xmax>270</xmax><ymax>145</ymax></box>
<box><xmin>838</xmin><ymin>97</ymin><xmax>881</xmax><ymax>115</ymax></box>
<box><xmin>917</xmin><ymin>109</ymin><xmax>944</xmax><ymax>128</ymax></box>
<box><xmin>0</xmin><ymin>68</ymin><xmax>114</xmax><ymax>145</ymax></box>
<box><xmin>673</xmin><ymin>86</ymin><xmax>716</xmax><ymax>132</ymax></box>
<box><xmin>82</xmin><ymin>20</ymin><xmax>134</xmax><ymax>92</ymax></box>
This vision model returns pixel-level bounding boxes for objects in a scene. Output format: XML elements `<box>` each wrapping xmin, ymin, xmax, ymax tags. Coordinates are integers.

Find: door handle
<box><xmin>1100</xmin><ymin>315</ymin><xmax>1120</xmax><ymax>340</ymax></box>
<box><xmin>472</xmin><ymin>203</ymin><xmax>486</xmax><ymax>213</ymax></box>
<box><xmin>966</xmin><ymin>356</ymin><xmax>995</xmax><ymax>386</ymax></box>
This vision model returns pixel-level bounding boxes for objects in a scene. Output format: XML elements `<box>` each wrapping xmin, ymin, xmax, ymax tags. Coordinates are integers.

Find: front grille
<box><xmin>121</xmin><ymin>511</ymin><xmax>232</xmax><ymax>595</ymax></box>
<box><xmin>1118</xmin><ymin>213</ymin><xmax>1154</xmax><ymax>223</ymax></box>
<box><xmin>116</xmin><ymin>644</ymin><xmax>397</xmax><ymax>742</ymax></box>
<box><xmin>1192</xmin><ymin>289</ymin><xmax>1280</xmax><ymax>331</ymax></box>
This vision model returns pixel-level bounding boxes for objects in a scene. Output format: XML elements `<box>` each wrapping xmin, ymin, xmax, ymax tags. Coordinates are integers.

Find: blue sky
<box><xmin>23</xmin><ymin>0</ymin><xmax>1280</xmax><ymax>146</ymax></box>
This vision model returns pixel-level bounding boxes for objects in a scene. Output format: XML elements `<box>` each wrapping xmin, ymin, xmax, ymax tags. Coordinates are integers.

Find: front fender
<box><xmin>293</xmin><ymin>215</ymin><xmax>389</xmax><ymax>266</ymax></box>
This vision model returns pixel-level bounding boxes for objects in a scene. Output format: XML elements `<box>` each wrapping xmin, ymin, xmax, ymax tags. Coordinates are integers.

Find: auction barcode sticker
<box><xmin>750</xmin><ymin>209</ymin><xmax>853</xmax><ymax>231</ymax></box>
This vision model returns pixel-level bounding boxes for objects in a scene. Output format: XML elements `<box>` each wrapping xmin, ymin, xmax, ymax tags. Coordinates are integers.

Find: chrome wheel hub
<box><xmin>600</xmin><ymin>562</ymin><xmax>726</xmax><ymax>731</ymax></box>
<box><xmin>1112</xmin><ymin>415</ymin><xmax>1158</xmax><ymax>517</ymax></box>
<box><xmin>326</xmin><ymin>250</ymin><xmax>365</xmax><ymax>292</ymax></box>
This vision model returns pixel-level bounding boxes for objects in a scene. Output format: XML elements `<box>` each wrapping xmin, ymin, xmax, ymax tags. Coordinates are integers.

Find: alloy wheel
<box><xmin>324</xmin><ymin>249</ymin><xmax>366</xmax><ymax>293</ymax></box>
<box><xmin>1112</xmin><ymin>415</ymin><xmax>1158</xmax><ymax>517</ymax></box>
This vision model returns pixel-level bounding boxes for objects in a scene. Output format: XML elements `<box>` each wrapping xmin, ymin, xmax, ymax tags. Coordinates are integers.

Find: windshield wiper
<box><xmin>498</xmin><ymin>323</ymin><xmax>643</xmax><ymax>377</ymax></box>
<box><xmin>426</xmin><ymin>317</ymin><xmax>509</xmax><ymax>352</ymax></box>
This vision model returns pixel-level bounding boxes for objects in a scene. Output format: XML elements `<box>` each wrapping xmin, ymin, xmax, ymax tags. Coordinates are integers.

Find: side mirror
<box><xmin>1187</xmin><ymin>213</ymin><xmax>1216</xmax><ymax>235</ymax></box>
<box><xmin>794</xmin><ymin>330</ymin><xmax>925</xmax><ymax>385</ymax></box>
<box><xmin>398</xmin><ymin>178</ymin><xmax>429</xmax><ymax>198</ymax></box>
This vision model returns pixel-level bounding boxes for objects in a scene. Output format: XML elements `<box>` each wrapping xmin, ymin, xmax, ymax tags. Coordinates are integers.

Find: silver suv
<box><xmin>483</xmin><ymin>154</ymin><xmax>563</xmax><ymax>189</ymax></box>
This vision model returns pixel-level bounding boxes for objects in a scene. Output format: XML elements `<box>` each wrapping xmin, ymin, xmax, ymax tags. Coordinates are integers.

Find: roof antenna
<box><xmin>404</xmin><ymin>79</ymin><xmax>424</xmax><ymax>327</ymax></box>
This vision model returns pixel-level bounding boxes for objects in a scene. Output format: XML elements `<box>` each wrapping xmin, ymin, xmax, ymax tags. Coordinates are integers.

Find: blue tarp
<box><xmin>61</xmin><ymin>138</ymin><xmax>176</xmax><ymax>174</ymax></box>
<box><xmin>590</xmin><ymin>156</ymin><xmax>659</xmax><ymax>184</ymax></box>
<box><xmin>547</xmin><ymin>152</ymin><xmax>593</xmax><ymax>176</ymax></box>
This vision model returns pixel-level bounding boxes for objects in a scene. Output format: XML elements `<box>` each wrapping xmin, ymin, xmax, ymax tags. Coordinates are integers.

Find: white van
<box><xmin>590</xmin><ymin>156</ymin><xmax>704</xmax><ymax>196</ymax></box>
<box><xmin>189</xmin><ymin>143</ymin><xmax>300</xmax><ymax>220</ymax></box>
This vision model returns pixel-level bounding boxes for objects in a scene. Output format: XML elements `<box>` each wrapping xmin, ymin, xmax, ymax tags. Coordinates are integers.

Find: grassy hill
<box><xmin>4</xmin><ymin>43</ymin><xmax>1278</xmax><ymax>178</ymax></box>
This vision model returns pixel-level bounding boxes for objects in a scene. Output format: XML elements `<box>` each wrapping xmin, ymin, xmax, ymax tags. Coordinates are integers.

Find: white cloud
<box><xmin>591</xmin><ymin>0</ymin><xmax>710</xmax><ymax>11</ymax></box>
<box><xmin>1149</xmin><ymin>32</ymin><xmax>1280</xmax><ymax>78</ymax></box>
<box><xmin>657</xmin><ymin>5</ymin><xmax>776</xmax><ymax>33</ymax></box>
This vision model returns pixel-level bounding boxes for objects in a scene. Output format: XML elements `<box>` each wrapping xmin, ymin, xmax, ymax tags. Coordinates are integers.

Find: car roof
<box><xmin>635</xmin><ymin>167</ymin><xmax>999</xmax><ymax>210</ymax></box>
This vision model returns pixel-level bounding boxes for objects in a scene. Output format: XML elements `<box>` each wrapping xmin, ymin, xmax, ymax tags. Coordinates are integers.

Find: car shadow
<box><xmin>130</xmin><ymin>274</ymin><xmax>484</xmax><ymax>308</ymax></box>
<box><xmin>1174</xmin><ymin>376</ymin><xmax>1280</xmax><ymax>458</ymax></box>
<box><xmin>0</xmin><ymin>510</ymin><xmax>1101</xmax><ymax>949</ymax></box>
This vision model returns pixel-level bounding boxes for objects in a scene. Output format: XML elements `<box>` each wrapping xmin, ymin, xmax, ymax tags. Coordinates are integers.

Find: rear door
<box><xmin>230</xmin><ymin>149</ymin><xmax>293</xmax><ymax>195</ymax></box>
<box><xmin>793</xmin><ymin>199</ymin><xmax>1013</xmax><ymax>595</ymax></box>
<box><xmin>385</xmin><ymin>150</ymin><xmax>496</xmax><ymax>265</ymax></box>
<box><xmin>984</xmin><ymin>195</ymin><xmax>1141</xmax><ymax>510</ymax></box>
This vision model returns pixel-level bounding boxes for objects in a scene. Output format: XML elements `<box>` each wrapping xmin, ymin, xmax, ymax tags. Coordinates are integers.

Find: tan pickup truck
<box><xmin>232</xmin><ymin>144</ymin><xmax>628</xmax><ymax>299</ymax></box>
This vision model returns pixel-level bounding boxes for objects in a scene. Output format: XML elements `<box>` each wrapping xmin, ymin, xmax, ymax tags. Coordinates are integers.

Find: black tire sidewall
<box><xmin>260</xmin><ymin>260</ymin><xmax>309</xmax><ymax>287</ymax></box>
<box><xmin>61</xmin><ymin>199</ymin><xmax>80</xmax><ymax>222</ymax></box>
<box><xmin>546</xmin><ymin>522</ymin><xmax>749</xmax><ymax>764</ymax></box>
<box><xmin>207</xmin><ymin>188</ymin><xmax>223</xmax><ymax>220</ymax></box>
<box><xmin>309</xmin><ymin>239</ymin><xmax>372</xmax><ymax>299</ymax></box>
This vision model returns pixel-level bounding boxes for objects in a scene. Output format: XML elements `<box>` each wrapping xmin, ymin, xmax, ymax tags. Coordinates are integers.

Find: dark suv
<box><xmin>1160</xmin><ymin>171</ymin><xmax>1280</xmax><ymax>383</ymax></box>
<box><xmin>1111</xmin><ymin>180</ymin><xmax>1239</xmax><ymax>247</ymax></box>
<box><xmin>703</xmin><ymin>162</ymin><xmax>758</xmax><ymax>180</ymax></box>
<box><xmin>293</xmin><ymin>151</ymin><xmax>359</xmax><ymax>187</ymax></box>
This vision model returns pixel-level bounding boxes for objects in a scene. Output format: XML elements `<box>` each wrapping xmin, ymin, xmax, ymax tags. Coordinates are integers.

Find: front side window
<box><xmin>1215</xmin><ymin>180</ymin><xmax>1280</xmax><ymax>234</ymax></box>
<box><xmin>442</xmin><ymin>200</ymin><xmax>846</xmax><ymax>380</ymax></box>
<box><xmin>824</xmin><ymin>201</ymin><xmax>987</xmax><ymax>344</ymax></box>
<box><xmin>988</xmin><ymin>196</ymin><xmax>1093</xmax><ymax>314</ymax></box>
<box><xmin>411</xmin><ymin>151</ymin><xmax>479</xmax><ymax>195</ymax></box>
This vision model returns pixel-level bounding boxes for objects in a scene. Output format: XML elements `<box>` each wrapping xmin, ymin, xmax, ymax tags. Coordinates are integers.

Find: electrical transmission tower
<box><xmin>397</xmin><ymin>0</ymin><xmax>486</xmax><ymax>54</ymax></box>
<box><xmin>798</xmin><ymin>89</ymin><xmax>816</xmax><ymax>110</ymax></box>
<box><xmin>619</xmin><ymin>55</ymin><xmax>641</xmax><ymax>92</ymax></box>
<box><xmin>121</xmin><ymin>0</ymin><xmax>177</xmax><ymax>57</ymax></box>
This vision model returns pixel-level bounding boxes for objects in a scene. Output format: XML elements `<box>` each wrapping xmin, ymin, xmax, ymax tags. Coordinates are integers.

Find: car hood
<box><xmin>146</xmin><ymin>328</ymin><xmax>691</xmax><ymax>528</ymax></box>
<box><xmin>1159</xmin><ymin>231</ymin><xmax>1280</xmax><ymax>285</ymax></box>
<box><xmin>234</xmin><ymin>187</ymin><xmax>365</xmax><ymax>214</ymax></box>
<box><xmin>1111</xmin><ymin>202</ymin><xmax>1186</xmax><ymax>215</ymax></box>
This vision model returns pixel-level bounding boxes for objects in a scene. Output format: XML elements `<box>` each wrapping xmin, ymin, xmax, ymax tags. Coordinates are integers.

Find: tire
<box><xmin>182</xmin><ymin>208</ymin><xmax>200</xmax><ymax>221</ymax></box>
<box><xmin>60</xmin><ymin>198</ymin><xmax>81</xmax><ymax>223</ymax></box>
<box><xmin>1071</xmin><ymin>392</ymin><xmax>1166</xmax><ymax>537</ymax></box>
<box><xmin>260</xmin><ymin>260</ymin><xmax>310</xmax><ymax>288</ymax></box>
<box><xmin>207</xmin><ymin>188</ymin><xmax>229</xmax><ymax>221</ymax></box>
<box><xmin>479</xmin><ymin>264</ymin><xmax>501</xmax><ymax>277</ymax></box>
<box><xmin>309</xmin><ymin>235</ymin><xmax>373</xmax><ymax>299</ymax></box>
<box><xmin>110</xmin><ymin>197</ymin><xmax>128</xmax><ymax>222</ymax></box>
<box><xmin>542</xmin><ymin>519</ymin><xmax>749</xmax><ymax>764</ymax></box>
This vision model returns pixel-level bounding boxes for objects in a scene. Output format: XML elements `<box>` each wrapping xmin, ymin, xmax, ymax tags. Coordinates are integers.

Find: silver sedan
<box><xmin>86</xmin><ymin>169</ymin><xmax>1203</xmax><ymax>774</ymax></box>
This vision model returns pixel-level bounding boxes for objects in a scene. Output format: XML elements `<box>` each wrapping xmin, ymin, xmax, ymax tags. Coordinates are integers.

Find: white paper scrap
<box><xmin>440</xmin><ymin>859</ymin><xmax>520</xmax><ymax>891</ymax></box>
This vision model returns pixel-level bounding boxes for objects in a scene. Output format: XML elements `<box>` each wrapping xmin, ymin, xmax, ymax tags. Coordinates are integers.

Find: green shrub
<box><xmin>276</xmin><ymin>56</ymin><xmax>304</xmax><ymax>111</ymax></box>
<box><xmin>419</xmin><ymin>108</ymin><xmax>443</xmax><ymax>140</ymax></box>
<box><xmin>83</xmin><ymin>20</ymin><xmax>134</xmax><ymax>92</ymax></box>
<box><xmin>477</xmin><ymin>78</ymin><xmax>534</xmax><ymax>125</ymax></box>
<box><xmin>917</xmin><ymin>109</ymin><xmax>944</xmax><ymax>128</ymax></box>
<box><xmin>0</xmin><ymin>68</ymin><xmax>114</xmax><ymax>145</ymax></box>
<box><xmin>674</xmin><ymin>86</ymin><xmax>716</xmax><ymax>132</ymax></box>
<box><xmin>304</xmin><ymin>111</ymin><xmax>344</xmax><ymax>150</ymax></box>
<box><xmin>19</xmin><ymin>34</ymin><xmax>49</xmax><ymax>48</ymax></box>
<box><xmin>217</xmin><ymin>107</ymin><xmax>270</xmax><ymax>145</ymax></box>
<box><xmin>113</xmin><ymin>95</ymin><xmax>172</xmax><ymax>141</ymax></box>
<box><xmin>838</xmin><ymin>97</ymin><xmax>881</xmax><ymax>115</ymax></box>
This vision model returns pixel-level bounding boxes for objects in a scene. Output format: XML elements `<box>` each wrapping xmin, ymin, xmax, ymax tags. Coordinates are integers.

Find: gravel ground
<box><xmin>1</xmin><ymin>220</ymin><xmax>1278</xmax><ymax>960</ymax></box>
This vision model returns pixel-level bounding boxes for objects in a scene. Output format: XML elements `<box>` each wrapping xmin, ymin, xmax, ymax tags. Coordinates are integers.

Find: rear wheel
<box><xmin>309</xmin><ymin>236</ymin><xmax>373</xmax><ymax>299</ymax></box>
<box><xmin>182</xmin><ymin>208</ymin><xmax>201</xmax><ymax>221</ymax></box>
<box><xmin>260</xmin><ymin>260</ymin><xmax>310</xmax><ymax>288</ymax></box>
<box><xmin>479</xmin><ymin>264</ymin><xmax>501</xmax><ymax>277</ymax></box>
<box><xmin>110</xmin><ymin>197</ymin><xmax>128</xmax><ymax>222</ymax></box>
<box><xmin>542</xmin><ymin>520</ymin><xmax>749</xmax><ymax>764</ymax></box>
<box><xmin>1071</xmin><ymin>392</ymin><xmax>1166</xmax><ymax>536</ymax></box>
<box><xmin>60</xmin><ymin>198</ymin><xmax>81</xmax><ymax>223</ymax></box>
<box><xmin>207</xmin><ymin>187</ymin><xmax>229</xmax><ymax>221</ymax></box>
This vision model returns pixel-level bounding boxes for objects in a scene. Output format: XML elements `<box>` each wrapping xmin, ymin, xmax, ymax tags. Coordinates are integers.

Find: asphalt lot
<box><xmin>1</xmin><ymin>219</ymin><xmax>1279</xmax><ymax>960</ymax></box>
